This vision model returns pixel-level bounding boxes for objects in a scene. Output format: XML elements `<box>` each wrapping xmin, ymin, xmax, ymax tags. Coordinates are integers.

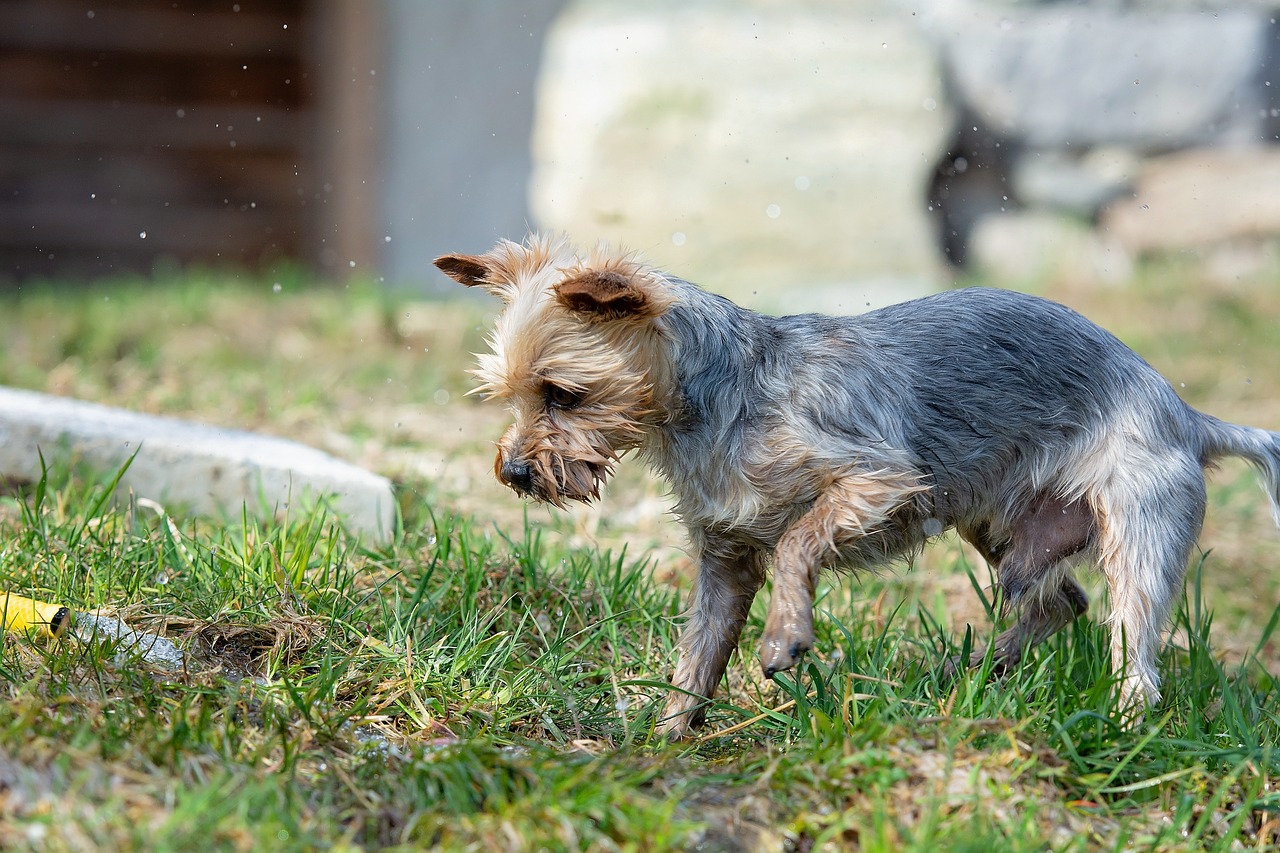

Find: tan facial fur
<box><xmin>435</xmin><ymin>237</ymin><xmax>677</xmax><ymax>507</ymax></box>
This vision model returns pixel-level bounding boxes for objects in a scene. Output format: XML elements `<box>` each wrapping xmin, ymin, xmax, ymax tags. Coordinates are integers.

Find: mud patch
<box><xmin>176</xmin><ymin>615</ymin><xmax>325</xmax><ymax>679</ymax></box>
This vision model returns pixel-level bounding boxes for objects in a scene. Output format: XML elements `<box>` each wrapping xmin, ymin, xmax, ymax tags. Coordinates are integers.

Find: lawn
<box><xmin>0</xmin><ymin>257</ymin><xmax>1279</xmax><ymax>851</ymax></box>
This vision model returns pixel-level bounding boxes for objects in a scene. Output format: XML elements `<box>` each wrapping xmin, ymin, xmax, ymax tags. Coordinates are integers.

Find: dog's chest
<box><xmin>653</xmin><ymin>432</ymin><xmax>821</xmax><ymax>546</ymax></box>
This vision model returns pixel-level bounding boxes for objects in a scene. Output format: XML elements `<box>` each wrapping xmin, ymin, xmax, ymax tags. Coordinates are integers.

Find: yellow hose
<box><xmin>0</xmin><ymin>593</ymin><xmax>72</xmax><ymax>639</ymax></box>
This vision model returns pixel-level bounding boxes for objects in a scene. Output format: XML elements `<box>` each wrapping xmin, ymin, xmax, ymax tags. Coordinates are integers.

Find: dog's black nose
<box><xmin>500</xmin><ymin>458</ymin><xmax>534</xmax><ymax>492</ymax></box>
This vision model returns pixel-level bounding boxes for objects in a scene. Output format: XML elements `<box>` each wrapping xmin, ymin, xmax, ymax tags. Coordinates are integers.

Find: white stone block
<box><xmin>0</xmin><ymin>386</ymin><xmax>394</xmax><ymax>545</ymax></box>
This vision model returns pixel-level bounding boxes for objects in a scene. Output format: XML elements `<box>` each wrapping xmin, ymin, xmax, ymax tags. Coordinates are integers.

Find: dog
<box><xmin>435</xmin><ymin>235</ymin><xmax>1280</xmax><ymax>737</ymax></box>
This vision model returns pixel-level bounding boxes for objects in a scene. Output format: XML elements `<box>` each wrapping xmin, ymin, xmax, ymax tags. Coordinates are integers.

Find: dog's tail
<box><xmin>1198</xmin><ymin>414</ymin><xmax>1280</xmax><ymax>526</ymax></box>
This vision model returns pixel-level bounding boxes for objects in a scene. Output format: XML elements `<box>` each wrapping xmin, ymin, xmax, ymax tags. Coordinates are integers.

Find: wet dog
<box><xmin>435</xmin><ymin>235</ymin><xmax>1280</xmax><ymax>737</ymax></box>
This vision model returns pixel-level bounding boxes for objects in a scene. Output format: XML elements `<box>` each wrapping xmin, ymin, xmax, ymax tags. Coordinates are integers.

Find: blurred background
<box><xmin>3</xmin><ymin>0</ymin><xmax>1277</xmax><ymax>309</ymax></box>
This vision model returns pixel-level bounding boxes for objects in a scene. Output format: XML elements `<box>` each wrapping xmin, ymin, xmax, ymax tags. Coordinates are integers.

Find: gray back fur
<box><xmin>647</xmin><ymin>282</ymin><xmax>1278</xmax><ymax>563</ymax></box>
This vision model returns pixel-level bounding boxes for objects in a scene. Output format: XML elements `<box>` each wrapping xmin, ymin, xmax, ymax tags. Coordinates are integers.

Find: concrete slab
<box><xmin>0</xmin><ymin>386</ymin><xmax>395</xmax><ymax>545</ymax></box>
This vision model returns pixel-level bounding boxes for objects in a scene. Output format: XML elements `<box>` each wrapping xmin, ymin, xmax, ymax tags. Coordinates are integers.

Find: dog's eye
<box><xmin>543</xmin><ymin>383</ymin><xmax>585</xmax><ymax>410</ymax></box>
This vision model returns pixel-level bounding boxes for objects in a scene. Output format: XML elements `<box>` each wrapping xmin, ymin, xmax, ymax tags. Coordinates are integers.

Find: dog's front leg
<box><xmin>760</xmin><ymin>472</ymin><xmax>918</xmax><ymax>677</ymax></box>
<box><xmin>657</xmin><ymin>537</ymin><xmax>765</xmax><ymax>737</ymax></box>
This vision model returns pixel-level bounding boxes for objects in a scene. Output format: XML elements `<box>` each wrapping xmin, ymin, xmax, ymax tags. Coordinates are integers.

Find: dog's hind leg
<box><xmin>987</xmin><ymin>493</ymin><xmax>1094</xmax><ymax>668</ymax></box>
<box><xmin>1091</xmin><ymin>455</ymin><xmax>1206</xmax><ymax>711</ymax></box>
<box><xmin>657</xmin><ymin>537</ymin><xmax>765</xmax><ymax>737</ymax></box>
<box><xmin>955</xmin><ymin>494</ymin><xmax>1093</xmax><ymax>673</ymax></box>
<box><xmin>980</xmin><ymin>573</ymin><xmax>1090</xmax><ymax>670</ymax></box>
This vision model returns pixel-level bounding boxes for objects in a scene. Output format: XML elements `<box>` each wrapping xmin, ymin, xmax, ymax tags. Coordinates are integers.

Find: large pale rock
<box><xmin>531</xmin><ymin>0</ymin><xmax>951</xmax><ymax>304</ymax></box>
<box><xmin>0</xmin><ymin>387</ymin><xmax>395</xmax><ymax>544</ymax></box>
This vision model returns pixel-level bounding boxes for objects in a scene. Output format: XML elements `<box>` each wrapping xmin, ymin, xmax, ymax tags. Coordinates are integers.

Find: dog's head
<box><xmin>435</xmin><ymin>236</ymin><xmax>677</xmax><ymax>506</ymax></box>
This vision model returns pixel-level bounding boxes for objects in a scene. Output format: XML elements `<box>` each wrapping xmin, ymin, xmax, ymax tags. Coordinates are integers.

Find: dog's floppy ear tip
<box><xmin>556</xmin><ymin>269</ymin><xmax>661</xmax><ymax>319</ymax></box>
<box><xmin>433</xmin><ymin>253</ymin><xmax>491</xmax><ymax>287</ymax></box>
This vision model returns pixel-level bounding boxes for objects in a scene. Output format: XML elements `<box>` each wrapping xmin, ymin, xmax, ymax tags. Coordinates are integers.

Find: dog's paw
<box><xmin>654</xmin><ymin>716</ymin><xmax>696</xmax><ymax>740</ymax></box>
<box><xmin>759</xmin><ymin>631</ymin><xmax>812</xmax><ymax>678</ymax></box>
<box><xmin>1114</xmin><ymin>672</ymin><xmax>1160</xmax><ymax>727</ymax></box>
<box><xmin>760</xmin><ymin>600</ymin><xmax>815</xmax><ymax>678</ymax></box>
<box><xmin>655</xmin><ymin>693</ymin><xmax>706</xmax><ymax>739</ymax></box>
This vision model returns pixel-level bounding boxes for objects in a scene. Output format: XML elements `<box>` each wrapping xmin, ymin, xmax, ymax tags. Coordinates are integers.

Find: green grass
<box><xmin>5</xmin><ymin>465</ymin><xmax>1280</xmax><ymax>851</ymax></box>
<box><xmin>1</xmin><ymin>265</ymin><xmax>1280</xmax><ymax>850</ymax></box>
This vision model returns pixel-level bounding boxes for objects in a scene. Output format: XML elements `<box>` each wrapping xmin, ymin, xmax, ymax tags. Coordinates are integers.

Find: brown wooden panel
<box><xmin>0</xmin><ymin>50</ymin><xmax>305</xmax><ymax>106</ymax></box>
<box><xmin>0</xmin><ymin>1</ymin><xmax>302</xmax><ymax>57</ymax></box>
<box><xmin>0</xmin><ymin>146</ymin><xmax>307</xmax><ymax>207</ymax></box>
<box><xmin>0</xmin><ymin>200</ymin><xmax>301</xmax><ymax>253</ymax></box>
<box><xmin>0</xmin><ymin>0</ymin><xmax>327</xmax><ymax>281</ymax></box>
<box><xmin>0</xmin><ymin>100</ymin><xmax>303</xmax><ymax>151</ymax></box>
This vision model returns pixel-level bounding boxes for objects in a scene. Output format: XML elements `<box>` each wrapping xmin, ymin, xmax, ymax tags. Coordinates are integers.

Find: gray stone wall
<box><xmin>380</xmin><ymin>0</ymin><xmax>566</xmax><ymax>290</ymax></box>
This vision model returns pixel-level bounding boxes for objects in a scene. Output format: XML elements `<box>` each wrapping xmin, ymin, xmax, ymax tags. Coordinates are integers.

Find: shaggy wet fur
<box><xmin>436</xmin><ymin>235</ymin><xmax>1280</xmax><ymax>737</ymax></box>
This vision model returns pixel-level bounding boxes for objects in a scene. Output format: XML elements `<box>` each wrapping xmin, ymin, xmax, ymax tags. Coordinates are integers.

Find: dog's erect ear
<box><xmin>434</xmin><ymin>253</ymin><xmax>493</xmax><ymax>289</ymax></box>
<box><xmin>555</xmin><ymin>269</ymin><xmax>662</xmax><ymax>320</ymax></box>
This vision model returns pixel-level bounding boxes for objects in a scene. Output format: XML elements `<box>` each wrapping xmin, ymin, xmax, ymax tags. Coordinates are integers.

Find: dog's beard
<box><xmin>496</xmin><ymin>444</ymin><xmax>617</xmax><ymax>507</ymax></box>
<box><xmin>541</xmin><ymin>458</ymin><xmax>610</xmax><ymax>506</ymax></box>
<box><xmin>494</xmin><ymin>405</ymin><xmax>652</xmax><ymax>507</ymax></box>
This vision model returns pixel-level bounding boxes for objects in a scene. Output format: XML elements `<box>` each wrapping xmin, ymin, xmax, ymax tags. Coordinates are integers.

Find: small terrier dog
<box><xmin>435</xmin><ymin>235</ymin><xmax>1280</xmax><ymax>737</ymax></box>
